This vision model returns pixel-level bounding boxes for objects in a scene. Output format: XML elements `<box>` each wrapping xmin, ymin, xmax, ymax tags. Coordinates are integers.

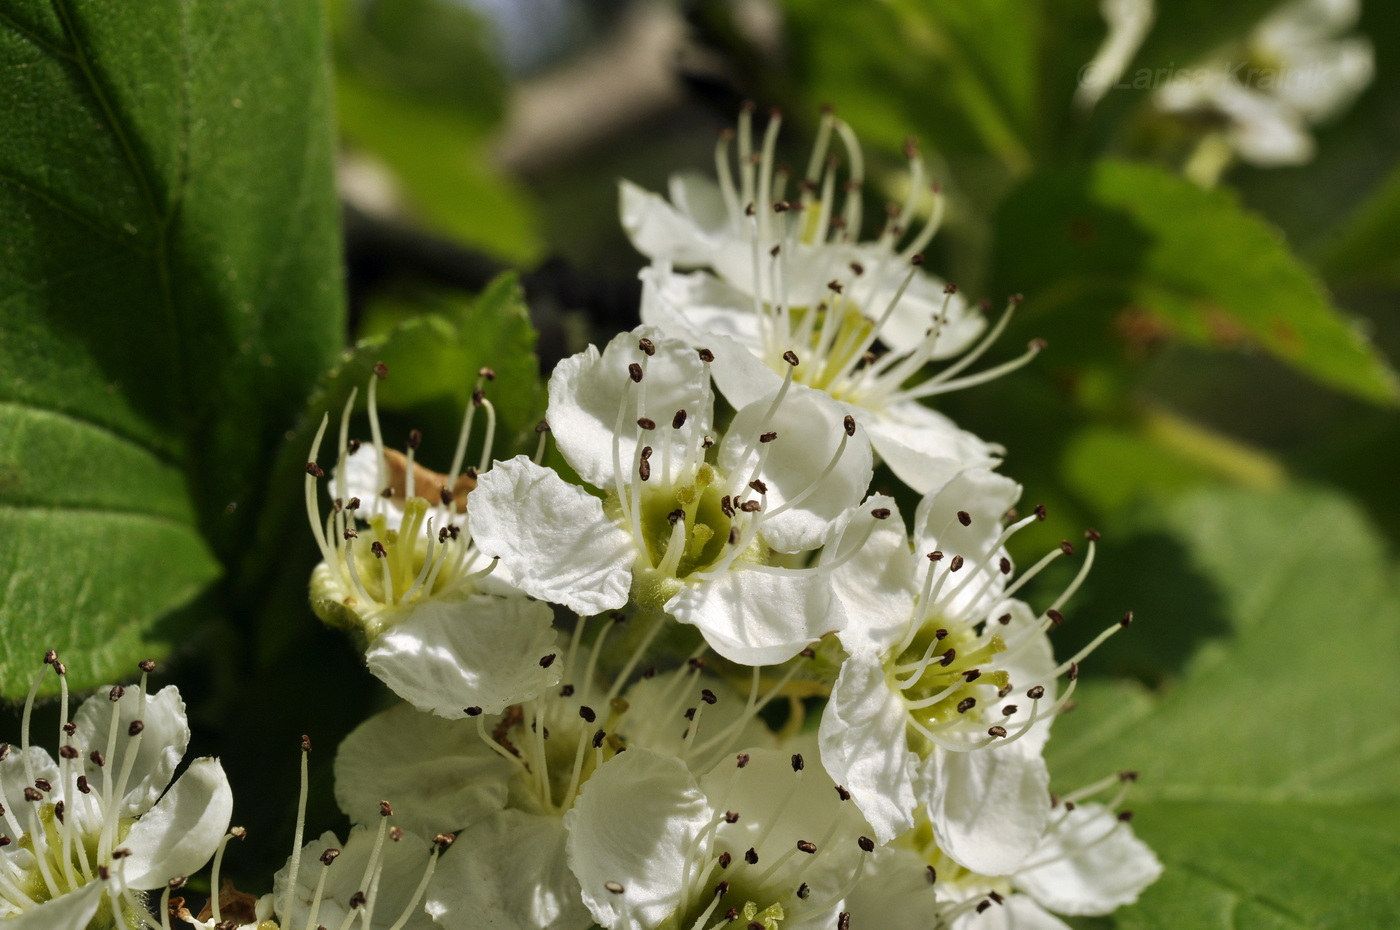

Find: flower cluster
<box><xmin>83</xmin><ymin>109</ymin><xmax>1162</xmax><ymax>930</ymax></box>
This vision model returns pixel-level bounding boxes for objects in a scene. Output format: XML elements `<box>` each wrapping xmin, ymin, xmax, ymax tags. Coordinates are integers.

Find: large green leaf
<box><xmin>1048</xmin><ymin>487</ymin><xmax>1400</xmax><ymax>927</ymax></box>
<box><xmin>992</xmin><ymin>161</ymin><xmax>1399</xmax><ymax>403</ymax></box>
<box><xmin>0</xmin><ymin>0</ymin><xmax>344</xmax><ymax>693</ymax></box>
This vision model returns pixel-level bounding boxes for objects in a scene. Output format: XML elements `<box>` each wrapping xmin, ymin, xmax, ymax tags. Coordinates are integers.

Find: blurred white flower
<box><xmin>1076</xmin><ymin>0</ymin><xmax>1156</xmax><ymax>109</ymax></box>
<box><xmin>1156</xmin><ymin>0</ymin><xmax>1374</xmax><ymax>167</ymax></box>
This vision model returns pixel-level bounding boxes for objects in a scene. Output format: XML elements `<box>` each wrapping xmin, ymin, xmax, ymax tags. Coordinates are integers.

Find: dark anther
<box><xmin>1121</xmin><ymin>610</ymin><xmax>1135</xmax><ymax>627</ymax></box>
<box><xmin>673</xmin><ymin>410</ymin><xmax>688</xmax><ymax>429</ymax></box>
<box><xmin>684</xmin><ymin>707</ymin><xmax>696</xmax><ymax>721</ymax></box>
<box><xmin>749</xmin><ymin>479</ymin><xmax>767</xmax><ymax>494</ymax></box>
<box><xmin>1002</xmin><ymin>705</ymin><xmax>1018</xmax><ymax>716</ymax></box>
<box><xmin>304</xmin><ymin>462</ymin><xmax>324</xmax><ymax>478</ymax></box>
<box><xmin>698</xmin><ymin>348</ymin><xmax>715</xmax><ymax>363</ymax></box>
<box><xmin>759</xmin><ymin>431</ymin><xmax>778</xmax><ymax>443</ymax></box>
<box><xmin>439</xmin><ymin>487</ymin><xmax>455</xmax><ymax>507</ymax></box>
<box><xmin>559</xmin><ymin>684</ymin><xmax>575</xmax><ymax>697</ymax></box>
<box><xmin>770</xmin><ymin>244</ymin><xmax>781</xmax><ymax>257</ymax></box>
<box><xmin>939</xmin><ymin>648</ymin><xmax>956</xmax><ymax>667</ymax></box>
<box><xmin>997</xmin><ymin>613</ymin><xmax>1012</xmax><ymax>625</ymax></box>
<box><xmin>639</xmin><ymin>337</ymin><xmax>656</xmax><ymax>356</ymax></box>
<box><xmin>407</xmin><ymin>429</ymin><xmax>422</xmax><ymax>451</ymax></box>
<box><xmin>1033</xmin><ymin>503</ymin><xmax>1047</xmax><ymax>521</ymax></box>
<box><xmin>389</xmin><ymin>827</ymin><xmax>405</xmax><ymax>842</ymax></box>
<box><xmin>1120</xmin><ymin>770</ymin><xmax>1139</xmax><ymax>782</ymax></box>
<box><xmin>714</xmin><ymin>881</ymin><xmax>730</xmax><ymax>898</ymax></box>
<box><xmin>956</xmin><ymin>698</ymin><xmax>976</xmax><ymax>714</ymax></box>
<box><xmin>744</xmin><ymin>848</ymin><xmax>759</xmax><ymax>865</ymax></box>
<box><xmin>718</xmin><ymin>851</ymin><xmax>732</xmax><ymax>869</ymax></box>
<box><xmin>999</xmin><ymin>557</ymin><xmax>1012</xmax><ymax>575</ymax></box>
<box><xmin>928</xmin><ymin>551</ymin><xmax>943</xmax><ymax>562</ymax></box>
<box><xmin>926</xmin><ymin>865</ymin><xmax>937</xmax><ymax>884</ymax></box>
<box><xmin>949</xmin><ymin>555</ymin><xmax>964</xmax><ymax>572</ymax></box>
<box><xmin>90</xmin><ymin>750</ymin><xmax>105</xmax><ymax>767</ymax></box>
<box><xmin>44</xmin><ymin>649</ymin><xmax>57</xmax><ymax>665</ymax></box>
<box><xmin>23</xmin><ymin>788</ymin><xmax>41</xmax><ymax>802</ymax></box>
<box><xmin>77</xmin><ymin>775</ymin><xmax>91</xmax><ymax>794</ymax></box>
<box><xmin>590</xmin><ymin>729</ymin><xmax>606</xmax><ymax>749</ymax></box>
<box><xmin>539</xmin><ymin>653</ymin><xmax>557</xmax><ymax>668</ymax></box>
<box><xmin>740</xmin><ymin>500</ymin><xmax>761</xmax><ymax>513</ymax></box>
<box><xmin>736</xmin><ymin>753</ymin><xmax>750</xmax><ymax>768</ymax></box>
<box><xmin>976</xmin><ymin>901</ymin><xmax>992</xmax><ymax>914</ymax></box>
<box><xmin>962</xmin><ymin>669</ymin><xmax>981</xmax><ymax>683</ymax></box>
<box><xmin>465</xmin><ymin>706</ymin><xmax>482</xmax><ymax>717</ymax></box>
<box><xmin>1046</xmin><ymin>609</ymin><xmax>1064</xmax><ymax>627</ymax></box>
<box><xmin>797</xmin><ymin>883</ymin><xmax>811</xmax><ymax>899</ymax></box>
<box><xmin>59</xmin><ymin>745</ymin><xmax>78</xmax><ymax>760</ymax></box>
<box><xmin>857</xmin><ymin>836</ymin><xmax>875</xmax><ymax>852</ymax></box>
<box><xmin>791</xmin><ymin>753</ymin><xmax>805</xmax><ymax>772</ymax></box>
<box><xmin>54</xmin><ymin>800</ymin><xmax>64</xmax><ymax>822</ymax></box>
<box><xmin>800</xmin><ymin>647</ymin><xmax>816</xmax><ymax>659</ymax></box>
<box><xmin>749</xmin><ymin>923</ymin><xmax>765</xmax><ymax>930</ymax></box>
<box><xmin>783</xmin><ymin>350</ymin><xmax>800</xmax><ymax>367</ymax></box>
<box><xmin>1118</xmin><ymin>810</ymin><xmax>1135</xmax><ymax>822</ymax></box>
<box><xmin>988</xmin><ymin>725</ymin><xmax>1008</xmax><ymax>738</ymax></box>
<box><xmin>668</xmin><ymin>509</ymin><xmax>685</xmax><ymax>525</ymax></box>
<box><xmin>128</xmin><ymin>721</ymin><xmax>144</xmax><ymax>737</ymax></box>
<box><xmin>1027</xmin><ymin>685</ymin><xmax>1045</xmax><ymax>700</ymax></box>
<box><xmin>797</xmin><ymin>840</ymin><xmax>817</xmax><ymax>854</ymax></box>
<box><xmin>724</xmin><ymin>907</ymin><xmax>740</xmax><ymax>923</ymax></box>
<box><xmin>347</xmin><ymin>438</ymin><xmax>362</xmax><ymax>455</ymax></box>
<box><xmin>843</xmin><ymin>414</ymin><xmax>856</xmax><ymax>437</ymax></box>
<box><xmin>637</xmin><ymin>417</ymin><xmax>657</xmax><ymax>430</ymax></box>
<box><xmin>372</xmin><ymin>361</ymin><xmax>388</xmax><ymax>379</ymax></box>
<box><xmin>1029</xmin><ymin>337</ymin><xmax>1047</xmax><ymax>351</ymax></box>
<box><xmin>989</xmin><ymin>891</ymin><xmax>1005</xmax><ymax>904</ymax></box>
<box><xmin>871</xmin><ymin>508</ymin><xmax>890</xmax><ymax>519</ymax></box>
<box><xmin>378</xmin><ymin>800</ymin><xmax>393</xmax><ymax>817</ymax></box>
<box><xmin>371</xmin><ymin>541</ymin><xmax>387</xmax><ymax>559</ymax></box>
<box><xmin>838</xmin><ymin>912</ymin><xmax>851</xmax><ymax>930</ymax></box>
<box><xmin>1068</xmin><ymin>662</ymin><xmax>1080</xmax><ymax>681</ymax></box>
<box><xmin>827</xmin><ymin>280</ymin><xmax>844</xmax><ymax>294</ymax></box>
<box><xmin>1060</xmin><ymin>540</ymin><xmax>1075</xmax><ymax>557</ymax></box>
<box><xmin>347</xmin><ymin>497</ymin><xmax>361</xmax><ymax>510</ymax></box>
<box><xmin>301</xmin><ymin>734</ymin><xmax>313</xmax><ymax>753</ymax></box>
<box><xmin>957</xmin><ymin>511</ymin><xmax>971</xmax><ymax>526</ymax></box>
<box><xmin>639</xmin><ymin>459</ymin><xmax>651</xmax><ymax>482</ymax></box>
<box><xmin>688</xmin><ymin>657</ymin><xmax>708</xmax><ymax>671</ymax></box>
<box><xmin>628</xmin><ymin>363</ymin><xmax>644</xmax><ymax>383</ymax></box>
<box><xmin>34</xmin><ymin>778</ymin><xmax>52</xmax><ymax>792</ymax></box>
<box><xmin>701</xmin><ymin>689</ymin><xmax>717</xmax><ymax>705</ymax></box>
<box><xmin>320</xmin><ymin>849</ymin><xmax>341</xmax><ymax>866</ymax></box>
<box><xmin>835</xmin><ymin>785</ymin><xmax>851</xmax><ymax>801</ymax></box>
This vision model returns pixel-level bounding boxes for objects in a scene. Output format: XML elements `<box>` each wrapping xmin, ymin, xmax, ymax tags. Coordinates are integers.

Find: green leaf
<box><xmin>1048</xmin><ymin>487</ymin><xmax>1400</xmax><ymax>927</ymax></box>
<box><xmin>0</xmin><ymin>0</ymin><xmax>344</xmax><ymax>693</ymax></box>
<box><xmin>1320</xmin><ymin>163</ymin><xmax>1400</xmax><ymax>287</ymax></box>
<box><xmin>992</xmin><ymin>161</ymin><xmax>1400</xmax><ymax>403</ymax></box>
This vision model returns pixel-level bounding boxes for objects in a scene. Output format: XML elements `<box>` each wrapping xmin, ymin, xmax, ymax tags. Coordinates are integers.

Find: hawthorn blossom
<box><xmin>0</xmin><ymin>655</ymin><xmax>231</xmax><ymax>929</ymax></box>
<box><xmin>334</xmin><ymin>628</ymin><xmax>800</xmax><ymax>930</ymax></box>
<box><xmin>305</xmin><ymin>364</ymin><xmax>559</xmax><ymax>718</ymax></box>
<box><xmin>566</xmin><ymin>745</ymin><xmax>869</xmax><ymax>930</ymax></box>
<box><xmin>1156</xmin><ymin>0</ymin><xmax>1374</xmax><ymax>167</ymax></box>
<box><xmin>469</xmin><ymin>327</ymin><xmax>878</xmax><ymax>665</ymax></box>
<box><xmin>623</xmin><ymin>108</ymin><xmax>1038</xmax><ymax>493</ymax></box>
<box><xmin>818</xmin><ymin>471</ymin><xmax>1127</xmax><ymax>874</ymax></box>
<box><xmin>1075</xmin><ymin>0</ymin><xmax>1156</xmax><ymax>109</ymax></box>
<box><xmin>843</xmin><ymin>783</ymin><xmax>1162</xmax><ymax>930</ymax></box>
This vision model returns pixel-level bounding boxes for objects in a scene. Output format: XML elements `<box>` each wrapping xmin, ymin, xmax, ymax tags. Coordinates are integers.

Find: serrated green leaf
<box><xmin>0</xmin><ymin>0</ymin><xmax>344</xmax><ymax>694</ymax></box>
<box><xmin>992</xmin><ymin>161</ymin><xmax>1399</xmax><ymax>403</ymax></box>
<box><xmin>1047</xmin><ymin>487</ymin><xmax>1400</xmax><ymax>927</ymax></box>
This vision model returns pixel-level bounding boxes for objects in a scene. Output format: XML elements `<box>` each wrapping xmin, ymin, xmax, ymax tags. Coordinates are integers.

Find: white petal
<box><xmin>367</xmin><ymin>594</ymin><xmax>560</xmax><ymax>718</ymax></box>
<box><xmin>848</xmin><ymin>257</ymin><xmax>985</xmax><ymax>358</ymax></box>
<box><xmin>615</xmin><ymin>675</ymin><xmax>777</xmax><ymax>762</ymax></box>
<box><xmin>993</xmin><ymin>600</ymin><xmax>1059</xmax><ymax>756</ymax></box>
<box><xmin>336</xmin><ymin>443</ymin><xmax>404</xmax><ymax>525</ymax></box>
<box><xmin>913</xmin><ymin>468</ymin><xmax>1020</xmax><ymax>620</ymax></box>
<box><xmin>3</xmin><ymin>884</ymin><xmax>103</xmax><ymax>928</ymax></box>
<box><xmin>819</xmin><ymin>652</ymin><xmax>918</xmax><ymax>844</ymax></box>
<box><xmin>0</xmin><ymin>746</ymin><xmax>59</xmax><ymax>813</ymax></box>
<box><xmin>565</xmin><ymin>749</ymin><xmax>710</xmax><ymax>930</ymax></box>
<box><xmin>667</xmin><ymin>172</ymin><xmax>730</xmax><ymax>236</ymax></box>
<box><xmin>334</xmin><ymin>703</ymin><xmax>512</xmax><ymax>839</ymax></box>
<box><xmin>1013</xmin><ymin>802</ymin><xmax>1162</xmax><ymax>916</ymax></box>
<box><xmin>921</xmin><ymin>746</ymin><xmax>1051</xmax><ymax>876</ymax></box>
<box><xmin>427</xmin><ymin>810</ymin><xmax>591</xmax><ymax>930</ymax></box>
<box><xmin>619</xmin><ymin>180</ymin><xmax>716</xmax><ymax>265</ymax></box>
<box><xmin>951</xmin><ymin>894</ymin><xmax>1070</xmax><ymax>930</ymax></box>
<box><xmin>121</xmin><ymin>757</ymin><xmax>233</xmax><ymax>888</ymax></box>
<box><xmin>638</xmin><ymin>268</ymin><xmax>766</xmax><ymax>359</ymax></box>
<box><xmin>719</xmin><ymin>384</ymin><xmax>873</xmax><ymax>553</ymax></box>
<box><xmin>667</xmin><ymin>566</ymin><xmax>844</xmax><ymax>666</ymax></box>
<box><xmin>865</xmin><ymin>401</ymin><xmax>1002</xmax><ymax>497</ymax></box>
<box><xmin>705</xmin><ymin>333</ymin><xmax>785</xmax><ymax>412</ymax></box>
<box><xmin>547</xmin><ymin>327</ymin><xmax>713</xmax><ymax>493</ymax></box>
<box><xmin>469</xmin><ymin>456</ymin><xmax>634</xmax><ymax>617</ymax></box>
<box><xmin>843</xmin><ymin>844</ymin><xmax>946</xmax><ymax>930</ymax></box>
<box><xmin>76</xmin><ymin>684</ymin><xmax>189</xmax><ymax>817</ymax></box>
<box><xmin>830</xmin><ymin>495</ymin><xmax>916</xmax><ymax>656</ymax></box>
<box><xmin>277</xmin><ymin>826</ymin><xmax>437</xmax><ymax>930</ymax></box>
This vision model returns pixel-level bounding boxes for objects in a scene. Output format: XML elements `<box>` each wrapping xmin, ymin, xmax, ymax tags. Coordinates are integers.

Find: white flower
<box><xmin>304</xmin><ymin>364</ymin><xmax>559</xmax><ymax>719</ymax></box>
<box><xmin>566</xmin><ymin>744</ymin><xmax>870</xmax><ymax>930</ymax></box>
<box><xmin>0</xmin><ymin>655</ymin><xmax>232</xmax><ymax>928</ymax></box>
<box><xmin>1155</xmin><ymin>0</ymin><xmax>1374</xmax><ymax>167</ymax></box>
<box><xmin>624</xmin><ymin>108</ymin><xmax>1034</xmax><ymax>495</ymax></box>
<box><xmin>334</xmin><ymin>628</ymin><xmax>800</xmax><ymax>930</ymax></box>
<box><xmin>469</xmin><ymin>327</ymin><xmax>879</xmax><ymax>666</ymax></box>
<box><xmin>817</xmin><ymin>471</ymin><xmax>1127</xmax><ymax>874</ymax></box>
<box><xmin>842</xmin><ymin>781</ymin><xmax>1162</xmax><ymax>930</ymax></box>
